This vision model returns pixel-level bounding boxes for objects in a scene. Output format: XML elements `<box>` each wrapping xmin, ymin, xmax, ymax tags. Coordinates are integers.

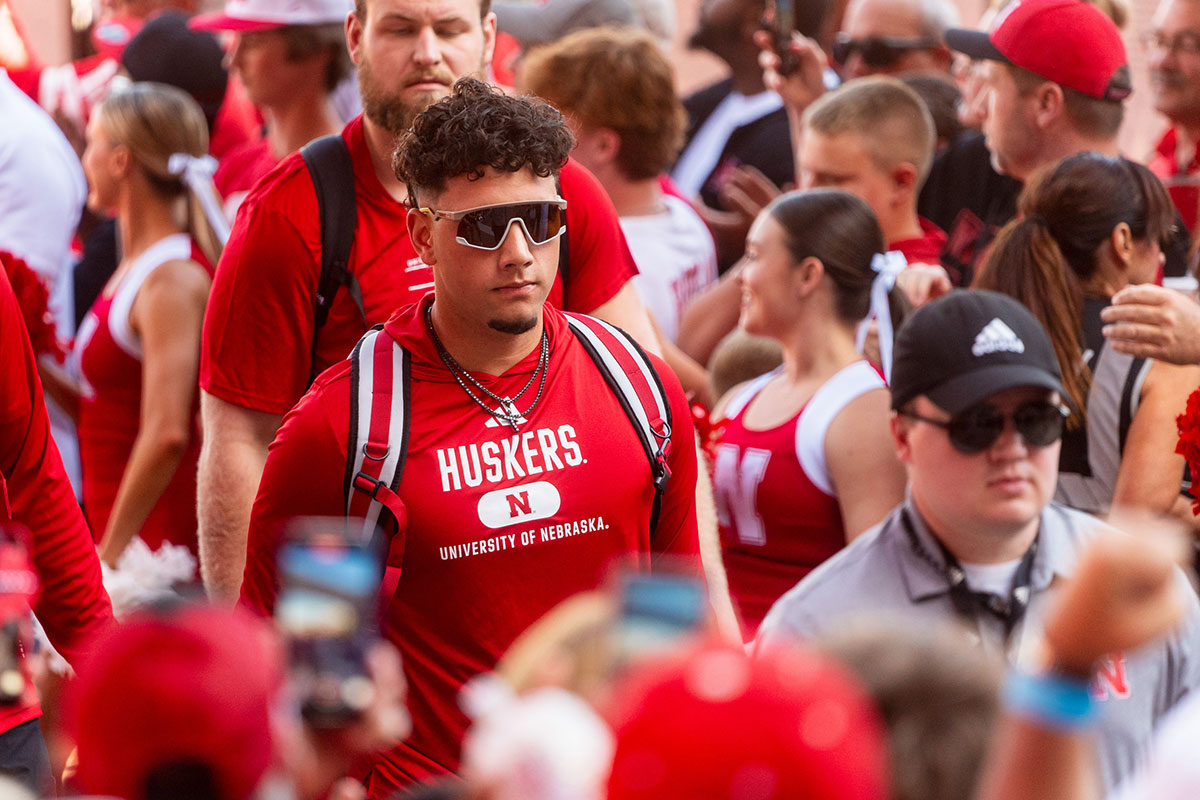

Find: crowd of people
<box><xmin>2</xmin><ymin>0</ymin><xmax>1200</xmax><ymax>796</ymax></box>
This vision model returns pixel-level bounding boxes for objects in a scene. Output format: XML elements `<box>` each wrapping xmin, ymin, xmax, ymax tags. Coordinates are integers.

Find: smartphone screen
<box><xmin>615</xmin><ymin>571</ymin><xmax>708</xmax><ymax>660</ymax></box>
<box><xmin>276</xmin><ymin>520</ymin><xmax>383</xmax><ymax>728</ymax></box>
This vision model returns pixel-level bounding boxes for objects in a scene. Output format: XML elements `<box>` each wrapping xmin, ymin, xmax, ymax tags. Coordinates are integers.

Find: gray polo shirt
<box><xmin>757</xmin><ymin>498</ymin><xmax>1200</xmax><ymax>791</ymax></box>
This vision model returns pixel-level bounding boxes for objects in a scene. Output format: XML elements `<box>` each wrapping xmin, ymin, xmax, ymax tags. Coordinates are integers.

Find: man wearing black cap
<box><xmin>758</xmin><ymin>290</ymin><xmax>1200</xmax><ymax>791</ymax></box>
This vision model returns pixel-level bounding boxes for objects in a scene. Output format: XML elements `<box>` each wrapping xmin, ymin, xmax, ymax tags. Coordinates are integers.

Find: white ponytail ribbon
<box><xmin>167</xmin><ymin>152</ymin><xmax>231</xmax><ymax>245</ymax></box>
<box><xmin>855</xmin><ymin>250</ymin><xmax>908</xmax><ymax>384</ymax></box>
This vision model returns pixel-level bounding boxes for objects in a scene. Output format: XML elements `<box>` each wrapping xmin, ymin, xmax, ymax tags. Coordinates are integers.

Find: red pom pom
<box><xmin>1</xmin><ymin>251</ymin><xmax>64</xmax><ymax>361</ymax></box>
<box><xmin>1174</xmin><ymin>386</ymin><xmax>1200</xmax><ymax>515</ymax></box>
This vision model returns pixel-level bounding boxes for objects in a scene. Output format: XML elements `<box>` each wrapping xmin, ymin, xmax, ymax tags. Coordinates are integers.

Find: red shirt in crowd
<box><xmin>240</xmin><ymin>297</ymin><xmax>701</xmax><ymax>795</ymax></box>
<box><xmin>889</xmin><ymin>217</ymin><xmax>948</xmax><ymax>266</ymax></box>
<box><xmin>0</xmin><ymin>267</ymin><xmax>113</xmax><ymax>735</ymax></box>
<box><xmin>1149</xmin><ymin>127</ymin><xmax>1200</xmax><ymax>235</ymax></box>
<box><xmin>201</xmin><ymin>115</ymin><xmax>638</xmax><ymax>417</ymax></box>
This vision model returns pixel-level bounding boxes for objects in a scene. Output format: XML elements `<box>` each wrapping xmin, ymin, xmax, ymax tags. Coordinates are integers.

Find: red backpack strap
<box><xmin>564</xmin><ymin>313</ymin><xmax>672</xmax><ymax>531</ymax></box>
<box><xmin>345</xmin><ymin>325</ymin><xmax>410</xmax><ymax>555</ymax></box>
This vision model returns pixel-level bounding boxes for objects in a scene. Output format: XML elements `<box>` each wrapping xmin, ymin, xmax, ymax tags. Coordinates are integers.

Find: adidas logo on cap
<box><xmin>972</xmin><ymin>318</ymin><xmax>1025</xmax><ymax>357</ymax></box>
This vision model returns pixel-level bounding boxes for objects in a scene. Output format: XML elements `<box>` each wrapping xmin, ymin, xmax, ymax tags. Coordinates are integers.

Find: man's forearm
<box><xmin>197</xmin><ymin>393</ymin><xmax>280</xmax><ymax>604</ymax></box>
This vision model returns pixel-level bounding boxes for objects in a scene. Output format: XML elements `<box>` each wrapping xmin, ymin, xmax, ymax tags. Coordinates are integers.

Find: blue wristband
<box><xmin>1003</xmin><ymin>669</ymin><xmax>1098</xmax><ymax>730</ymax></box>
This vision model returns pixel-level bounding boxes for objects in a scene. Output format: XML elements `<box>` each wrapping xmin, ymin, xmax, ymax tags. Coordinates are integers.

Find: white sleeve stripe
<box><xmin>795</xmin><ymin>361</ymin><xmax>886</xmax><ymax>497</ymax></box>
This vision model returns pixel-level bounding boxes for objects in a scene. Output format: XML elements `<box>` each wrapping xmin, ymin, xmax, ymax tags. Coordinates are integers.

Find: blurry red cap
<box><xmin>945</xmin><ymin>0</ymin><xmax>1131</xmax><ymax>101</ymax></box>
<box><xmin>68</xmin><ymin>604</ymin><xmax>283</xmax><ymax>800</ymax></box>
<box><xmin>605</xmin><ymin>641</ymin><xmax>889</xmax><ymax>800</ymax></box>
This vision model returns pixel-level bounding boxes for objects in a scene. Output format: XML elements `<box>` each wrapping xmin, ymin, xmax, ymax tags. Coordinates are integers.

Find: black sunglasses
<box><xmin>901</xmin><ymin>400</ymin><xmax>1070</xmax><ymax>455</ymax></box>
<box><xmin>831</xmin><ymin>34</ymin><xmax>942</xmax><ymax>68</ymax></box>
<box><xmin>418</xmin><ymin>199</ymin><xmax>568</xmax><ymax>251</ymax></box>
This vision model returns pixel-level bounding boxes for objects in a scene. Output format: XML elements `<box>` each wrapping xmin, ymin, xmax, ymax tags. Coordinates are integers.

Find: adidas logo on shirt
<box><xmin>484</xmin><ymin>405</ymin><xmax>528</xmax><ymax>428</ymax></box>
<box><xmin>972</xmin><ymin>318</ymin><xmax>1025</xmax><ymax>357</ymax></box>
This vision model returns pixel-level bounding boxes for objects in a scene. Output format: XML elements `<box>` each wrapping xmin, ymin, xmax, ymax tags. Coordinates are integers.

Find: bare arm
<box><xmin>1111</xmin><ymin>359</ymin><xmax>1200</xmax><ymax>513</ymax></box>
<box><xmin>198</xmin><ymin>392</ymin><xmax>283</xmax><ymax>604</ymax></box>
<box><xmin>677</xmin><ymin>261</ymin><xmax>744</xmax><ymax>367</ymax></box>
<box><xmin>693</xmin><ymin>435</ymin><xmax>740</xmax><ymax>640</ymax></box>
<box><xmin>824</xmin><ymin>388</ymin><xmax>908</xmax><ymax>539</ymax></box>
<box><xmin>97</xmin><ymin>260</ymin><xmax>210</xmax><ymax>567</ymax></box>
<box><xmin>975</xmin><ymin>522</ymin><xmax>1189</xmax><ymax>800</ymax></box>
<box><xmin>588</xmin><ymin>281</ymin><xmax>661</xmax><ymax>356</ymax></box>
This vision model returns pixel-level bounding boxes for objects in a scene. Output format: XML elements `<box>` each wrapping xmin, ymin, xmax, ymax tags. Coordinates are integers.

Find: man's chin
<box><xmin>488</xmin><ymin>316</ymin><xmax>540</xmax><ymax>336</ymax></box>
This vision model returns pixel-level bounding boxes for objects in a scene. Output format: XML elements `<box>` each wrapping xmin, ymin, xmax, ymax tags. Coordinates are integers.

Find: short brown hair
<box><xmin>521</xmin><ymin>27</ymin><xmax>685</xmax><ymax>181</ymax></box>
<box><xmin>280</xmin><ymin>23</ymin><xmax>352</xmax><ymax>92</ymax></box>
<box><xmin>1008</xmin><ymin>64</ymin><xmax>1125</xmax><ymax>140</ymax></box>
<box><xmin>354</xmin><ymin>0</ymin><xmax>492</xmax><ymax>21</ymax></box>
<box><xmin>803</xmin><ymin>76</ymin><xmax>937</xmax><ymax>184</ymax></box>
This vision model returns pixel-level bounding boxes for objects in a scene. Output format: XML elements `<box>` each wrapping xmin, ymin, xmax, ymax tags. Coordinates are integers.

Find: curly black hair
<box><xmin>394</xmin><ymin>78</ymin><xmax>575</xmax><ymax>206</ymax></box>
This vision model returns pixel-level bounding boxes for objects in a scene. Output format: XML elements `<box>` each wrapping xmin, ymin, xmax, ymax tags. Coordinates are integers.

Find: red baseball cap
<box><xmin>945</xmin><ymin>0</ymin><xmax>1131</xmax><ymax>101</ymax></box>
<box><xmin>190</xmin><ymin>0</ymin><xmax>352</xmax><ymax>32</ymax></box>
<box><xmin>605</xmin><ymin>641</ymin><xmax>889</xmax><ymax>800</ymax></box>
<box><xmin>68</xmin><ymin>605</ymin><xmax>283</xmax><ymax>800</ymax></box>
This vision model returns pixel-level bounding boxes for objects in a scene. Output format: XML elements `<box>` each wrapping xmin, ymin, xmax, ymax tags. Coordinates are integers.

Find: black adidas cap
<box><xmin>890</xmin><ymin>290</ymin><xmax>1064</xmax><ymax>415</ymax></box>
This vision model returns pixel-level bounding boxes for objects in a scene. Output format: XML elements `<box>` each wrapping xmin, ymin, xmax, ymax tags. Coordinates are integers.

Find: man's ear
<box><xmin>891</xmin><ymin>411</ymin><xmax>913</xmax><ymax>465</ymax></box>
<box><xmin>346</xmin><ymin>9</ymin><xmax>363</xmax><ymax>66</ymax></box>
<box><xmin>1032</xmin><ymin>82</ymin><xmax>1065</xmax><ymax>129</ymax></box>
<box><xmin>407</xmin><ymin>208</ymin><xmax>437</xmax><ymax>265</ymax></box>
<box><xmin>891</xmin><ymin>162</ymin><xmax>920</xmax><ymax>205</ymax></box>
<box><xmin>482</xmin><ymin>11</ymin><xmax>497</xmax><ymax>71</ymax></box>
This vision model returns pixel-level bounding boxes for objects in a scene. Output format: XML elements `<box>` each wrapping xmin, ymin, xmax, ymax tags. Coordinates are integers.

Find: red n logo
<box><xmin>506</xmin><ymin>491</ymin><xmax>532</xmax><ymax>518</ymax></box>
<box><xmin>1090</xmin><ymin>654</ymin><xmax>1130</xmax><ymax>700</ymax></box>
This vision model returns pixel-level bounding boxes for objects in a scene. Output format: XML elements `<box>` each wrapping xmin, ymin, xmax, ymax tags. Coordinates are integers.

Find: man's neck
<box><xmin>362</xmin><ymin>116</ymin><xmax>409</xmax><ymax>202</ymax></box>
<box><xmin>1172</xmin><ymin>120</ymin><xmax>1200</xmax><ymax>169</ymax></box>
<box><xmin>909</xmin><ymin>491</ymin><xmax>1041</xmax><ymax>565</ymax></box>
<box><xmin>727</xmin><ymin>50</ymin><xmax>768</xmax><ymax>96</ymax></box>
<box><xmin>881</xmin><ymin>207</ymin><xmax>924</xmax><ymax>245</ymax></box>
<box><xmin>265</xmin><ymin>94</ymin><xmax>343</xmax><ymax>158</ymax></box>
<box><xmin>1021</xmin><ymin>133</ymin><xmax>1119</xmax><ymax>182</ymax></box>
<box><xmin>428</xmin><ymin>302</ymin><xmax>545</xmax><ymax>376</ymax></box>
<box><xmin>606</xmin><ymin>178</ymin><xmax>667</xmax><ymax>218</ymax></box>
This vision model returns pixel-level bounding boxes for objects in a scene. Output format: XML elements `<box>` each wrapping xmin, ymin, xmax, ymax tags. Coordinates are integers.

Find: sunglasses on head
<box><xmin>417</xmin><ymin>199</ymin><xmax>568</xmax><ymax>251</ymax></box>
<box><xmin>902</xmin><ymin>400</ymin><xmax>1070</xmax><ymax>455</ymax></box>
<box><xmin>831</xmin><ymin>34</ymin><xmax>942</xmax><ymax>68</ymax></box>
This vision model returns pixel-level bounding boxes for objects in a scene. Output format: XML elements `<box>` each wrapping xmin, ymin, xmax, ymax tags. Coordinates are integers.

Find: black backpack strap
<box><xmin>302</xmin><ymin>134</ymin><xmax>365</xmax><ymax>385</ymax></box>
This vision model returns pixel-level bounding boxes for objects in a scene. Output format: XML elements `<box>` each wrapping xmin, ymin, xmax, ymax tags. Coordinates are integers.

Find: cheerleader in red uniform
<box><xmin>712</xmin><ymin>190</ymin><xmax>909</xmax><ymax>637</ymax></box>
<box><xmin>73</xmin><ymin>82</ymin><xmax>226</xmax><ymax>567</ymax></box>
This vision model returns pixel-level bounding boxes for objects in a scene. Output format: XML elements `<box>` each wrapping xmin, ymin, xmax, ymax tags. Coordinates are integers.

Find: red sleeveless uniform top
<box><xmin>713</xmin><ymin>361</ymin><xmax>885</xmax><ymax>638</ymax></box>
<box><xmin>75</xmin><ymin>233</ymin><xmax>207</xmax><ymax>554</ymax></box>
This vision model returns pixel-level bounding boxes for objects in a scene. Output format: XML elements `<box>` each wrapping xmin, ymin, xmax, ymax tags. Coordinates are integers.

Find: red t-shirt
<box><xmin>1149</xmin><ymin>127</ymin><xmax>1200</xmax><ymax>235</ymax></box>
<box><xmin>0</xmin><ymin>268</ymin><xmax>113</xmax><ymax>734</ymax></box>
<box><xmin>712</xmin><ymin>362</ymin><xmax>884</xmax><ymax>639</ymax></box>
<box><xmin>214</xmin><ymin>137</ymin><xmax>277</xmax><ymax>210</ymax></box>
<box><xmin>240</xmin><ymin>298</ymin><xmax>700</xmax><ymax>794</ymax></box>
<box><xmin>889</xmin><ymin>217</ymin><xmax>947</xmax><ymax>267</ymax></box>
<box><xmin>201</xmin><ymin>115</ymin><xmax>638</xmax><ymax>416</ymax></box>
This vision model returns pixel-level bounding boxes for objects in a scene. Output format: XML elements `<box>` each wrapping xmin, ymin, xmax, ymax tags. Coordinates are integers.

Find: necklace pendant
<box><xmin>507</xmin><ymin>416</ymin><xmax>521</xmax><ymax>432</ymax></box>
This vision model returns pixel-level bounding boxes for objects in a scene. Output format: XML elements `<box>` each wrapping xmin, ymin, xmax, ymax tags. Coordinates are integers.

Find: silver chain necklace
<box><xmin>425</xmin><ymin>303</ymin><xmax>549</xmax><ymax>430</ymax></box>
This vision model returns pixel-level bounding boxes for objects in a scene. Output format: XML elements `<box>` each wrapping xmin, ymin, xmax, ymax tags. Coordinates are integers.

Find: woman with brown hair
<box><xmin>973</xmin><ymin>152</ymin><xmax>1198</xmax><ymax>516</ymax></box>
<box><xmin>72</xmin><ymin>82</ymin><xmax>225</xmax><ymax>567</ymax></box>
<box><xmin>711</xmin><ymin>189</ymin><xmax>909</xmax><ymax>638</ymax></box>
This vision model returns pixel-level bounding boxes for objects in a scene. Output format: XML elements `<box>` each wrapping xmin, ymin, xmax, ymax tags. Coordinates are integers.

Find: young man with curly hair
<box><xmin>239</xmin><ymin>78</ymin><xmax>702</xmax><ymax>797</ymax></box>
<box><xmin>196</xmin><ymin>0</ymin><xmax>662</xmax><ymax>605</ymax></box>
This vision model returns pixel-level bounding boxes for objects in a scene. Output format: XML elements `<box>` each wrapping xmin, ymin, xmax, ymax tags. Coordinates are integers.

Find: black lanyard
<box><xmin>900</xmin><ymin>509</ymin><xmax>1039</xmax><ymax>642</ymax></box>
